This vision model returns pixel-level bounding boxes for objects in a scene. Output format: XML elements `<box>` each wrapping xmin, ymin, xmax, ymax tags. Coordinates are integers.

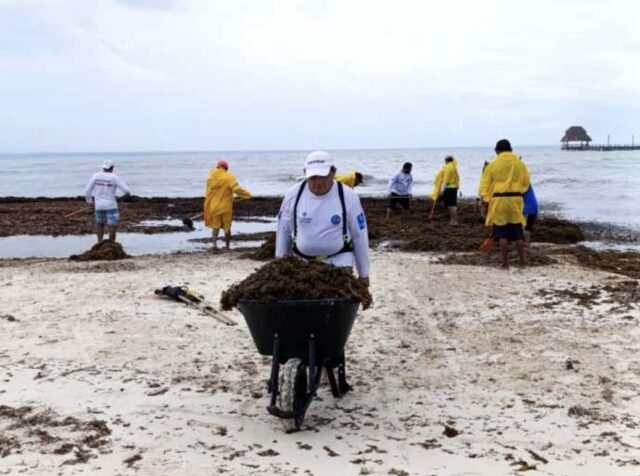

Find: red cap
<box><xmin>217</xmin><ymin>160</ymin><xmax>228</xmax><ymax>170</ymax></box>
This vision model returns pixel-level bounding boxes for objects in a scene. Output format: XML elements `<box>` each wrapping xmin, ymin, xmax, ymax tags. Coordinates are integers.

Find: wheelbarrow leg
<box><xmin>326</xmin><ymin>366</ymin><xmax>342</xmax><ymax>398</ymax></box>
<box><xmin>268</xmin><ymin>335</ymin><xmax>281</xmax><ymax>408</ymax></box>
<box><xmin>308</xmin><ymin>335</ymin><xmax>320</xmax><ymax>396</ymax></box>
<box><xmin>326</xmin><ymin>352</ymin><xmax>352</xmax><ymax>398</ymax></box>
<box><xmin>337</xmin><ymin>352</ymin><xmax>353</xmax><ymax>395</ymax></box>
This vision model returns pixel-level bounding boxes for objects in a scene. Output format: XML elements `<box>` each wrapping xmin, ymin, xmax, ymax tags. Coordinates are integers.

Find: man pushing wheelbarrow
<box><xmin>223</xmin><ymin>151</ymin><xmax>371</xmax><ymax>432</ymax></box>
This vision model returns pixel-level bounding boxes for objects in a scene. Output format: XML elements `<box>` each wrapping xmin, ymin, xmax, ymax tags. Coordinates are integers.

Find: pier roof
<box><xmin>561</xmin><ymin>126</ymin><xmax>592</xmax><ymax>143</ymax></box>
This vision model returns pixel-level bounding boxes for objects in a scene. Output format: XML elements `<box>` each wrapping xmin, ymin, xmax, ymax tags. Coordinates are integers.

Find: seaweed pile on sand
<box><xmin>240</xmin><ymin>233</ymin><xmax>276</xmax><ymax>261</ymax></box>
<box><xmin>69</xmin><ymin>241</ymin><xmax>131</xmax><ymax>261</ymax></box>
<box><xmin>439</xmin><ymin>248</ymin><xmax>557</xmax><ymax>267</ymax></box>
<box><xmin>553</xmin><ymin>245</ymin><xmax>640</xmax><ymax>280</ymax></box>
<box><xmin>362</xmin><ymin>198</ymin><xmax>584</xmax><ymax>252</ymax></box>
<box><xmin>220</xmin><ymin>257</ymin><xmax>372</xmax><ymax>310</ymax></box>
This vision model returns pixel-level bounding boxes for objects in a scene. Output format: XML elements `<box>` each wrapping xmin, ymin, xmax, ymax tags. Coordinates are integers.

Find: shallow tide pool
<box><xmin>0</xmin><ymin>218</ymin><xmax>275</xmax><ymax>259</ymax></box>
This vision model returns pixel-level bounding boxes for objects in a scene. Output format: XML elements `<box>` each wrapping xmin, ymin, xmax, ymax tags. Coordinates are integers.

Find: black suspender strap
<box><xmin>337</xmin><ymin>182</ymin><xmax>348</xmax><ymax>238</ymax></box>
<box><xmin>292</xmin><ymin>180</ymin><xmax>307</xmax><ymax>240</ymax></box>
<box><xmin>291</xmin><ymin>180</ymin><xmax>354</xmax><ymax>260</ymax></box>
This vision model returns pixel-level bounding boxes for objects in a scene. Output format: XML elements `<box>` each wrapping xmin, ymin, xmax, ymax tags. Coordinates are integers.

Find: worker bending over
<box><xmin>430</xmin><ymin>156</ymin><xmax>460</xmax><ymax>225</ymax></box>
<box><xmin>386</xmin><ymin>162</ymin><xmax>413</xmax><ymax>220</ymax></box>
<box><xmin>336</xmin><ymin>171</ymin><xmax>364</xmax><ymax>189</ymax></box>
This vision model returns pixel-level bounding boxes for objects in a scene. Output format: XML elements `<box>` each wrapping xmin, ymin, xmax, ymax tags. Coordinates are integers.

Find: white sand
<box><xmin>1</xmin><ymin>251</ymin><xmax>639</xmax><ymax>475</ymax></box>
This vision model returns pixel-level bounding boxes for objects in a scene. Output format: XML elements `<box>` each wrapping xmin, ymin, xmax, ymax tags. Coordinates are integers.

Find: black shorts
<box><xmin>525</xmin><ymin>214</ymin><xmax>537</xmax><ymax>232</ymax></box>
<box><xmin>492</xmin><ymin>223</ymin><xmax>524</xmax><ymax>242</ymax></box>
<box><xmin>389</xmin><ymin>193</ymin><xmax>410</xmax><ymax>210</ymax></box>
<box><xmin>443</xmin><ymin>188</ymin><xmax>458</xmax><ymax>208</ymax></box>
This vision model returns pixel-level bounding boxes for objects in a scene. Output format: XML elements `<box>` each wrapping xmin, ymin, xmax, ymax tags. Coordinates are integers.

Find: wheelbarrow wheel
<box><xmin>278</xmin><ymin>358</ymin><xmax>308</xmax><ymax>432</ymax></box>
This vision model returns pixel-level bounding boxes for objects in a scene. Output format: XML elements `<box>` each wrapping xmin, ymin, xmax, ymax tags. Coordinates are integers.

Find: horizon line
<box><xmin>0</xmin><ymin>143</ymin><xmax>558</xmax><ymax>156</ymax></box>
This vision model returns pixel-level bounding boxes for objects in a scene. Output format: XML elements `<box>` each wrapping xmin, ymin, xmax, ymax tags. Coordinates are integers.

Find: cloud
<box><xmin>1</xmin><ymin>0</ymin><xmax>640</xmax><ymax>151</ymax></box>
<box><xmin>112</xmin><ymin>0</ymin><xmax>181</xmax><ymax>11</ymax></box>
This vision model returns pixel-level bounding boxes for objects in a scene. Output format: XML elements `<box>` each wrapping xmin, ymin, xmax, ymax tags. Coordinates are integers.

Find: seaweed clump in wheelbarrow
<box><xmin>220</xmin><ymin>257</ymin><xmax>372</xmax><ymax>310</ymax></box>
<box><xmin>220</xmin><ymin>257</ymin><xmax>372</xmax><ymax>432</ymax></box>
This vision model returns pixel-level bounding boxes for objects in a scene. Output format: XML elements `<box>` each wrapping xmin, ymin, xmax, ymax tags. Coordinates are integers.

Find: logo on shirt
<box><xmin>357</xmin><ymin>213</ymin><xmax>366</xmax><ymax>230</ymax></box>
<box><xmin>331</xmin><ymin>214</ymin><xmax>341</xmax><ymax>225</ymax></box>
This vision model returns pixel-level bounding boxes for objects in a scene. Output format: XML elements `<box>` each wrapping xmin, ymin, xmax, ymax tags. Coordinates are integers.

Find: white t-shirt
<box><xmin>84</xmin><ymin>171</ymin><xmax>131</xmax><ymax>210</ymax></box>
<box><xmin>388</xmin><ymin>172</ymin><xmax>413</xmax><ymax>196</ymax></box>
<box><xmin>276</xmin><ymin>181</ymin><xmax>370</xmax><ymax>278</ymax></box>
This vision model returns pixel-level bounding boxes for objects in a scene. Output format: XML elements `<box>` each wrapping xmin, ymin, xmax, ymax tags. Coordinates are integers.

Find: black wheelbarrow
<box><xmin>238</xmin><ymin>298</ymin><xmax>359</xmax><ymax>432</ymax></box>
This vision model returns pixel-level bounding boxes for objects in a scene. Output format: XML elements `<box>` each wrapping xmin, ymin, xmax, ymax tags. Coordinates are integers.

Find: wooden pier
<box><xmin>561</xmin><ymin>125</ymin><xmax>639</xmax><ymax>151</ymax></box>
<box><xmin>562</xmin><ymin>144</ymin><xmax>640</xmax><ymax>151</ymax></box>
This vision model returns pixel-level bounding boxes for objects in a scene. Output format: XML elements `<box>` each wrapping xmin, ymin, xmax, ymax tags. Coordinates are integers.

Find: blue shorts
<box><xmin>95</xmin><ymin>209</ymin><xmax>119</xmax><ymax>226</ymax></box>
<box><xmin>492</xmin><ymin>223</ymin><xmax>524</xmax><ymax>242</ymax></box>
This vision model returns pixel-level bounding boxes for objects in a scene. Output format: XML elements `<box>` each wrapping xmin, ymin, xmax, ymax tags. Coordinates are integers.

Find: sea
<box><xmin>1</xmin><ymin>146</ymin><xmax>639</xmax><ymax>257</ymax></box>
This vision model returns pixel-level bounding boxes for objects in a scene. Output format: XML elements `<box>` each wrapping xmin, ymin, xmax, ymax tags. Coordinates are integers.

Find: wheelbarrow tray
<box><xmin>238</xmin><ymin>299</ymin><xmax>359</xmax><ymax>362</ymax></box>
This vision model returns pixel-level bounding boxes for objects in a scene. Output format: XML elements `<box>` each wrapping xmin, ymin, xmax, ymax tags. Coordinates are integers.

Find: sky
<box><xmin>1</xmin><ymin>0</ymin><xmax>639</xmax><ymax>153</ymax></box>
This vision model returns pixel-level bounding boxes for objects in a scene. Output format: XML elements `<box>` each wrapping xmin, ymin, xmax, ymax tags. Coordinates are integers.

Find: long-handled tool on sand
<box><xmin>428</xmin><ymin>197</ymin><xmax>437</xmax><ymax>220</ymax></box>
<box><xmin>154</xmin><ymin>286</ymin><xmax>236</xmax><ymax>325</ymax></box>
<box><xmin>64</xmin><ymin>205</ymin><xmax>93</xmax><ymax>219</ymax></box>
<box><xmin>182</xmin><ymin>213</ymin><xmax>204</xmax><ymax>230</ymax></box>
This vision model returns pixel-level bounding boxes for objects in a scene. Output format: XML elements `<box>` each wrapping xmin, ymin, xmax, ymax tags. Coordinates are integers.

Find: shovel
<box><xmin>182</xmin><ymin>213</ymin><xmax>204</xmax><ymax>230</ymax></box>
<box><xmin>64</xmin><ymin>205</ymin><xmax>93</xmax><ymax>218</ymax></box>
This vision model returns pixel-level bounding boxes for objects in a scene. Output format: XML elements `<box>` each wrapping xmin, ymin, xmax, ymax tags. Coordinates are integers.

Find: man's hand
<box><xmin>358</xmin><ymin>277</ymin><xmax>370</xmax><ymax>288</ymax></box>
<box><xmin>121</xmin><ymin>193</ymin><xmax>133</xmax><ymax>202</ymax></box>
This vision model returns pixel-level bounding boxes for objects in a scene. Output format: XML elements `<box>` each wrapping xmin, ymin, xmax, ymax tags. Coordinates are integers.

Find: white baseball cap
<box><xmin>102</xmin><ymin>160</ymin><xmax>114</xmax><ymax>170</ymax></box>
<box><xmin>304</xmin><ymin>150</ymin><xmax>334</xmax><ymax>178</ymax></box>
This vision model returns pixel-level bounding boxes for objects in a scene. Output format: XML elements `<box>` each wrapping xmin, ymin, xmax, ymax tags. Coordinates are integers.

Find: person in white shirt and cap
<box><xmin>84</xmin><ymin>160</ymin><xmax>131</xmax><ymax>243</ymax></box>
<box><xmin>275</xmin><ymin>150</ymin><xmax>370</xmax><ymax>287</ymax></box>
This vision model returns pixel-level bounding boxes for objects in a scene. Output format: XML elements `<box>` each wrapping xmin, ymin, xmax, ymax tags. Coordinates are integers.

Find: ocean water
<box><xmin>2</xmin><ymin>146</ymin><xmax>640</xmax><ymax>229</ymax></box>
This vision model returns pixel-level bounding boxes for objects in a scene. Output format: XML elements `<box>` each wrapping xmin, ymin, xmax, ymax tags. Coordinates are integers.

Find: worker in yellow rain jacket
<box><xmin>429</xmin><ymin>156</ymin><xmax>460</xmax><ymax>225</ymax></box>
<box><xmin>204</xmin><ymin>160</ymin><xmax>251</xmax><ymax>251</ymax></box>
<box><xmin>478</xmin><ymin>139</ymin><xmax>530</xmax><ymax>269</ymax></box>
<box><xmin>336</xmin><ymin>171</ymin><xmax>363</xmax><ymax>189</ymax></box>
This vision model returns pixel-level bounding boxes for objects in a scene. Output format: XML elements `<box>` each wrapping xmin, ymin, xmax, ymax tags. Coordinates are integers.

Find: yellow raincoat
<box><xmin>336</xmin><ymin>172</ymin><xmax>358</xmax><ymax>188</ymax></box>
<box><xmin>203</xmin><ymin>169</ymin><xmax>251</xmax><ymax>229</ymax></box>
<box><xmin>429</xmin><ymin>159</ymin><xmax>460</xmax><ymax>201</ymax></box>
<box><xmin>478</xmin><ymin>152</ymin><xmax>530</xmax><ymax>226</ymax></box>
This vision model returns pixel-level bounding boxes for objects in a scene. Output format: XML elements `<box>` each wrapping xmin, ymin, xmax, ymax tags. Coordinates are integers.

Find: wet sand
<box><xmin>1</xmin><ymin>252</ymin><xmax>639</xmax><ymax>475</ymax></box>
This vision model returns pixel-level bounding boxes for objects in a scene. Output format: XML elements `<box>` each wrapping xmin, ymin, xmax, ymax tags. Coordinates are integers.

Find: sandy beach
<box><xmin>1</xmin><ymin>250</ymin><xmax>639</xmax><ymax>475</ymax></box>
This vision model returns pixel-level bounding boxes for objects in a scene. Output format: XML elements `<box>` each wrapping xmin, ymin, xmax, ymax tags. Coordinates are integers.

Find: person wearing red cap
<box><xmin>203</xmin><ymin>160</ymin><xmax>251</xmax><ymax>251</ymax></box>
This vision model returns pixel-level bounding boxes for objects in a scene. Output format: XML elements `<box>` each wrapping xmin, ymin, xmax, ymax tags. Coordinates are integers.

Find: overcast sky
<box><xmin>1</xmin><ymin>0</ymin><xmax>639</xmax><ymax>153</ymax></box>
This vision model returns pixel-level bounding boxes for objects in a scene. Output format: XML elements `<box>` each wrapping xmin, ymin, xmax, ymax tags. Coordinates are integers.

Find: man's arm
<box><xmin>232</xmin><ymin>183</ymin><xmax>251</xmax><ymax>200</ymax></box>
<box><xmin>520</xmin><ymin>163</ymin><xmax>531</xmax><ymax>193</ymax></box>
<box><xmin>275</xmin><ymin>192</ymin><xmax>295</xmax><ymax>258</ymax></box>
<box><xmin>430</xmin><ymin>169</ymin><xmax>444</xmax><ymax>200</ymax></box>
<box><xmin>84</xmin><ymin>176</ymin><xmax>96</xmax><ymax>204</ymax></box>
<box><xmin>387</xmin><ymin>174</ymin><xmax>397</xmax><ymax>194</ymax></box>
<box><xmin>113</xmin><ymin>176</ymin><xmax>131</xmax><ymax>196</ymax></box>
<box><xmin>478</xmin><ymin>166</ymin><xmax>493</xmax><ymax>203</ymax></box>
<box><xmin>347</xmin><ymin>194</ymin><xmax>370</xmax><ymax>279</ymax></box>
